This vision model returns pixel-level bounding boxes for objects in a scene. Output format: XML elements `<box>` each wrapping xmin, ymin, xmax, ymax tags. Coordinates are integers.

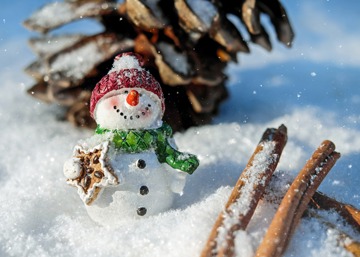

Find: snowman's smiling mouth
<box><xmin>113</xmin><ymin>105</ymin><xmax>152</xmax><ymax>121</ymax></box>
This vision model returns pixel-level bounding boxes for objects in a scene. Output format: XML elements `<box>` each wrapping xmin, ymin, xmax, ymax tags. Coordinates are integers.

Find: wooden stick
<box><xmin>306</xmin><ymin>209</ymin><xmax>360</xmax><ymax>257</ymax></box>
<box><xmin>265</xmin><ymin>176</ymin><xmax>360</xmax><ymax>236</ymax></box>
<box><xmin>344</xmin><ymin>240</ymin><xmax>360</xmax><ymax>257</ymax></box>
<box><xmin>265</xmin><ymin>172</ymin><xmax>360</xmax><ymax>255</ymax></box>
<box><xmin>310</xmin><ymin>191</ymin><xmax>360</xmax><ymax>234</ymax></box>
<box><xmin>254</xmin><ymin>140</ymin><xmax>341</xmax><ymax>257</ymax></box>
<box><xmin>200</xmin><ymin>125</ymin><xmax>288</xmax><ymax>257</ymax></box>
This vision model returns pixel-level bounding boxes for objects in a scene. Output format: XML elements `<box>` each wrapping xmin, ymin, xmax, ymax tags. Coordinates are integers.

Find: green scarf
<box><xmin>95</xmin><ymin>123</ymin><xmax>199</xmax><ymax>174</ymax></box>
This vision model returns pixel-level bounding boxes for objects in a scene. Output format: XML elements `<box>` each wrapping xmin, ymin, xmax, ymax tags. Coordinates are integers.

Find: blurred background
<box><xmin>1</xmin><ymin>0</ymin><xmax>359</xmax><ymax>130</ymax></box>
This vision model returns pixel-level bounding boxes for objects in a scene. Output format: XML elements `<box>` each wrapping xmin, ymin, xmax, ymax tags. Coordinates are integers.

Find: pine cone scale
<box><xmin>175</xmin><ymin>0</ymin><xmax>214</xmax><ymax>38</ymax></box>
<box><xmin>29</xmin><ymin>35</ymin><xmax>86</xmax><ymax>57</ymax></box>
<box><xmin>241</xmin><ymin>0</ymin><xmax>261</xmax><ymax>35</ymax></box>
<box><xmin>27</xmin><ymin>82</ymin><xmax>51</xmax><ymax>103</ymax></box>
<box><xmin>257</xmin><ymin>0</ymin><xmax>294</xmax><ymax>46</ymax></box>
<box><xmin>47</xmin><ymin>33</ymin><xmax>134</xmax><ymax>85</ymax></box>
<box><xmin>126</xmin><ymin>0</ymin><xmax>167</xmax><ymax>31</ymax></box>
<box><xmin>23</xmin><ymin>1</ymin><xmax>118</xmax><ymax>33</ymax></box>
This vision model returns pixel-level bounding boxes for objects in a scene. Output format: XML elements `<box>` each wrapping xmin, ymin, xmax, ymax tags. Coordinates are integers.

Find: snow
<box><xmin>27</xmin><ymin>2</ymin><xmax>76</xmax><ymax>29</ymax></box>
<box><xmin>29</xmin><ymin>35</ymin><xmax>85</xmax><ymax>57</ymax></box>
<box><xmin>25</xmin><ymin>2</ymin><xmax>114</xmax><ymax>32</ymax></box>
<box><xmin>50</xmin><ymin>41</ymin><xmax>104</xmax><ymax>81</ymax></box>
<box><xmin>1</xmin><ymin>1</ymin><xmax>360</xmax><ymax>257</ymax></box>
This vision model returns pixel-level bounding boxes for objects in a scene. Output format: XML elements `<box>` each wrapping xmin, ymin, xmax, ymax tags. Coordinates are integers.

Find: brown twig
<box><xmin>254</xmin><ymin>140</ymin><xmax>341</xmax><ymax>257</ymax></box>
<box><xmin>266</xmin><ymin>177</ymin><xmax>360</xmax><ymax>234</ymax></box>
<box><xmin>310</xmin><ymin>191</ymin><xmax>360</xmax><ymax>234</ymax></box>
<box><xmin>265</xmin><ymin>173</ymin><xmax>360</xmax><ymax>239</ymax></box>
<box><xmin>265</xmin><ymin>172</ymin><xmax>360</xmax><ymax>255</ymax></box>
<box><xmin>200</xmin><ymin>124</ymin><xmax>288</xmax><ymax>257</ymax></box>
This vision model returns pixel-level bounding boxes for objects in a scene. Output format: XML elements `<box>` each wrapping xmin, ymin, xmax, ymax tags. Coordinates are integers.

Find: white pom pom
<box><xmin>63</xmin><ymin>157</ymin><xmax>82</xmax><ymax>179</ymax></box>
<box><xmin>108</xmin><ymin>55</ymin><xmax>142</xmax><ymax>74</ymax></box>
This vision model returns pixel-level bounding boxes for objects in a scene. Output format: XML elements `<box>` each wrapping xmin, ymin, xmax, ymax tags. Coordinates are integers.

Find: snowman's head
<box><xmin>90</xmin><ymin>52</ymin><xmax>165</xmax><ymax>130</ymax></box>
<box><xmin>94</xmin><ymin>87</ymin><xmax>162</xmax><ymax>130</ymax></box>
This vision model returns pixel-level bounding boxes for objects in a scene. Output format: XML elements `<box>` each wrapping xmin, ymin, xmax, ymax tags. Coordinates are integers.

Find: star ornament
<box><xmin>66</xmin><ymin>141</ymin><xmax>119</xmax><ymax>205</ymax></box>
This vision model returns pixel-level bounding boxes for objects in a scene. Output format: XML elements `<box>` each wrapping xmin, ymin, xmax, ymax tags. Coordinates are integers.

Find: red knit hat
<box><xmin>90</xmin><ymin>52</ymin><xmax>165</xmax><ymax>118</ymax></box>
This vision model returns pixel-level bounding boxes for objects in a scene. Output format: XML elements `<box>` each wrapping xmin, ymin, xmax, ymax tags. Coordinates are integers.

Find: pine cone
<box><xmin>24</xmin><ymin>0</ymin><xmax>294</xmax><ymax>131</ymax></box>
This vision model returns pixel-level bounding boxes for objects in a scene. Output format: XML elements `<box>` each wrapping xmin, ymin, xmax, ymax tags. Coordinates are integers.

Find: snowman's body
<box><xmin>63</xmin><ymin>52</ymin><xmax>198</xmax><ymax>225</ymax></box>
<box><xmin>86</xmin><ymin>149</ymin><xmax>185</xmax><ymax>223</ymax></box>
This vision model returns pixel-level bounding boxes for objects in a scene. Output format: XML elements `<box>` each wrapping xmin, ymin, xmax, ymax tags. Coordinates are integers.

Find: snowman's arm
<box><xmin>164</xmin><ymin>165</ymin><xmax>187</xmax><ymax>194</ymax></box>
<box><xmin>158</xmin><ymin>140</ymin><xmax>199</xmax><ymax>174</ymax></box>
<box><xmin>63</xmin><ymin>157</ymin><xmax>82</xmax><ymax>180</ymax></box>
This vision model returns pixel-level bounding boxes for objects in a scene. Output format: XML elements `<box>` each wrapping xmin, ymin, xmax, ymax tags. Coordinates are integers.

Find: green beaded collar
<box><xmin>95</xmin><ymin>122</ymin><xmax>171</xmax><ymax>153</ymax></box>
<box><xmin>95</xmin><ymin>123</ymin><xmax>199</xmax><ymax>174</ymax></box>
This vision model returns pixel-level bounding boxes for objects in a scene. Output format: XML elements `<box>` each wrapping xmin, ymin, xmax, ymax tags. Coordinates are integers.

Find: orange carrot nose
<box><xmin>126</xmin><ymin>90</ymin><xmax>139</xmax><ymax>106</ymax></box>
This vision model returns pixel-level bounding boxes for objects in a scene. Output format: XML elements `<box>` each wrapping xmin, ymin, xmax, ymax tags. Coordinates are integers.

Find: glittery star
<box><xmin>67</xmin><ymin>141</ymin><xmax>118</xmax><ymax>205</ymax></box>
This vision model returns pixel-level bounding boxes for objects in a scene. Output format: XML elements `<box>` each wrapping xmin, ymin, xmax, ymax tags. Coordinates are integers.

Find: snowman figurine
<box><xmin>63</xmin><ymin>52</ymin><xmax>199</xmax><ymax>225</ymax></box>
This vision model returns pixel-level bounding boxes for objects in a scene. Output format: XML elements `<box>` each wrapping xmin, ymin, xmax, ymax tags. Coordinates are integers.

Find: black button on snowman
<box><xmin>133</xmin><ymin>160</ymin><xmax>150</xmax><ymax>216</ymax></box>
<box><xmin>140</xmin><ymin>185</ymin><xmax>149</xmax><ymax>195</ymax></box>
<box><xmin>137</xmin><ymin>159</ymin><xmax>146</xmax><ymax>169</ymax></box>
<box><xmin>63</xmin><ymin>52</ymin><xmax>199</xmax><ymax>225</ymax></box>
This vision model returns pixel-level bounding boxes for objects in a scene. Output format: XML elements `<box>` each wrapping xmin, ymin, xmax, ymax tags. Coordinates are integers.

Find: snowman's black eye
<box><xmin>124</xmin><ymin>90</ymin><xmax>128</xmax><ymax>94</ymax></box>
